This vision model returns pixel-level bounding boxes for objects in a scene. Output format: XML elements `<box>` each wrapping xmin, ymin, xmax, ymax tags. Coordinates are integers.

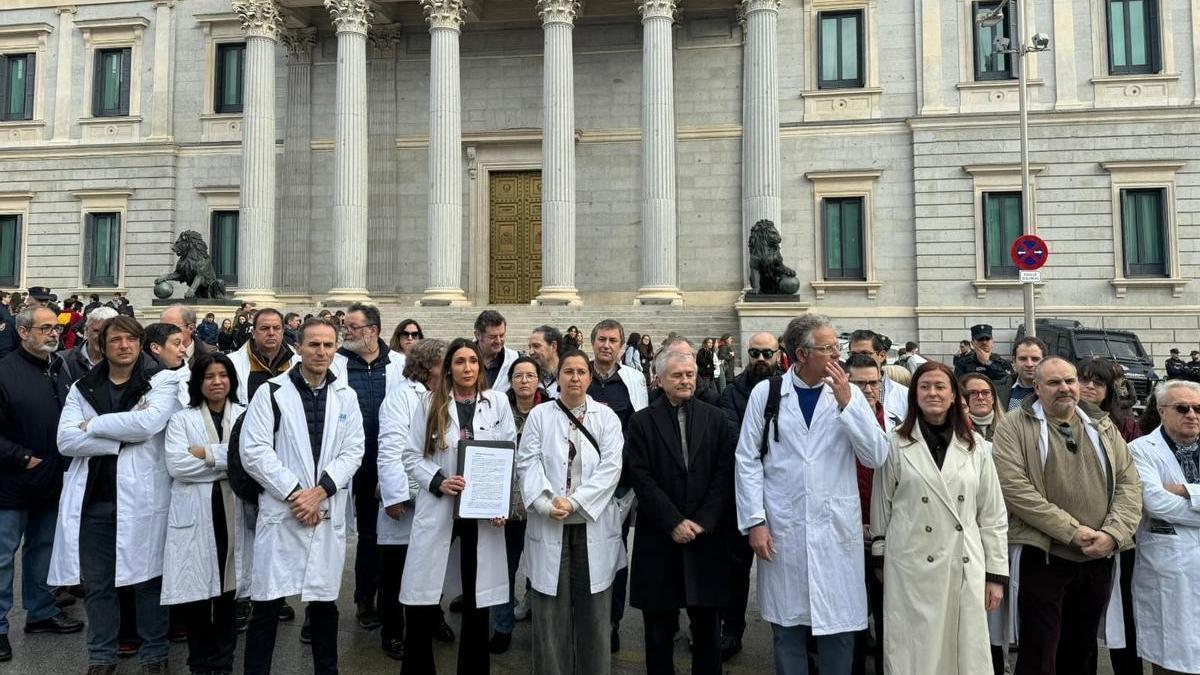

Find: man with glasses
<box><xmin>847</xmin><ymin>330</ymin><xmax>908</xmax><ymax>424</ymax></box>
<box><xmin>528</xmin><ymin>325</ymin><xmax>563</xmax><ymax>391</ymax></box>
<box><xmin>735</xmin><ymin>314</ymin><xmax>889</xmax><ymax>675</ymax></box>
<box><xmin>1128</xmin><ymin>380</ymin><xmax>1200</xmax><ymax>675</ymax></box>
<box><xmin>329</xmin><ymin>304</ymin><xmax>406</xmax><ymax>635</ymax></box>
<box><xmin>955</xmin><ymin>324</ymin><xmax>1015</xmax><ymax>386</ymax></box>
<box><xmin>474</xmin><ymin>310</ymin><xmax>519</xmax><ymax>393</ymax></box>
<box><xmin>992</xmin><ymin>356</ymin><xmax>1141</xmax><ymax>675</ymax></box>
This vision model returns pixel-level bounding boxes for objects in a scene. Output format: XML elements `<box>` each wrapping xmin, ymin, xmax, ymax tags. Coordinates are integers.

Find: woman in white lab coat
<box><xmin>517</xmin><ymin>348</ymin><xmax>625</xmax><ymax>675</ymax></box>
<box><xmin>161</xmin><ymin>353</ymin><xmax>245</xmax><ymax>674</ymax></box>
<box><xmin>400</xmin><ymin>338</ymin><xmax>516</xmax><ymax>675</ymax></box>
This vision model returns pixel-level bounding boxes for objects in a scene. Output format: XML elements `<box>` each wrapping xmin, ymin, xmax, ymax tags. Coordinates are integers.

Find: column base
<box><xmin>635</xmin><ymin>286</ymin><xmax>685</xmax><ymax>306</ymax></box>
<box><xmin>534</xmin><ymin>287</ymin><xmax>583</xmax><ymax>307</ymax></box>
<box><xmin>322</xmin><ymin>288</ymin><xmax>373</xmax><ymax>306</ymax></box>
<box><xmin>233</xmin><ymin>288</ymin><xmax>278</xmax><ymax>304</ymax></box>
<box><xmin>418</xmin><ymin>288</ymin><xmax>471</xmax><ymax>307</ymax></box>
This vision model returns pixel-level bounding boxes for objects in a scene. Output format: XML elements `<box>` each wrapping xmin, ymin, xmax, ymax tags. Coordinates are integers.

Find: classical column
<box><xmin>324</xmin><ymin>0</ymin><xmax>374</xmax><ymax>304</ymax></box>
<box><xmin>148</xmin><ymin>0</ymin><xmax>174</xmax><ymax>140</ymax></box>
<box><xmin>232</xmin><ymin>0</ymin><xmax>283</xmax><ymax>302</ymax></box>
<box><xmin>635</xmin><ymin>0</ymin><xmax>683</xmax><ymax>305</ymax></box>
<box><xmin>419</xmin><ymin>0</ymin><xmax>469</xmax><ymax>306</ymax></box>
<box><xmin>280</xmin><ymin>28</ymin><xmax>317</xmax><ymax>293</ymax></box>
<box><xmin>535</xmin><ymin>0</ymin><xmax>582</xmax><ymax>306</ymax></box>
<box><xmin>740</xmin><ymin>0</ymin><xmax>781</xmax><ymax>291</ymax></box>
<box><xmin>51</xmin><ymin>6</ymin><xmax>76</xmax><ymax>141</ymax></box>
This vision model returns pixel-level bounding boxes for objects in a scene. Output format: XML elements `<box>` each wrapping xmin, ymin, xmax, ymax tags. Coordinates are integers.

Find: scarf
<box><xmin>970</xmin><ymin>410</ymin><xmax>996</xmax><ymax>439</ymax></box>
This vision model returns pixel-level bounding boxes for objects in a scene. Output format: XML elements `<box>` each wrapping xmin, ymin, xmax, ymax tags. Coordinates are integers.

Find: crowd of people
<box><xmin>0</xmin><ymin>287</ymin><xmax>1197</xmax><ymax>675</ymax></box>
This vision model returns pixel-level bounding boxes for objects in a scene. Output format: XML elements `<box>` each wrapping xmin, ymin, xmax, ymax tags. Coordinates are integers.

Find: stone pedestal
<box><xmin>734</xmin><ymin>298</ymin><xmax>810</xmax><ymax>364</ymax></box>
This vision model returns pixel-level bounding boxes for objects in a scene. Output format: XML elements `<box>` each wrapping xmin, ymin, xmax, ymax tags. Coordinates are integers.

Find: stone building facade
<box><xmin>0</xmin><ymin>0</ymin><xmax>1197</xmax><ymax>359</ymax></box>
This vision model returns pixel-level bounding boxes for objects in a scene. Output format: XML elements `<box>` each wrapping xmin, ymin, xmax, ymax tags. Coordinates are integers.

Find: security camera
<box><xmin>1031</xmin><ymin>33</ymin><xmax>1050</xmax><ymax>50</ymax></box>
<box><xmin>992</xmin><ymin>35</ymin><xmax>1012</xmax><ymax>54</ymax></box>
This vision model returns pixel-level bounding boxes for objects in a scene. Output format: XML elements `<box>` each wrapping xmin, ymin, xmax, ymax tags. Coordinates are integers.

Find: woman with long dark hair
<box><xmin>871</xmin><ymin>361</ymin><xmax>1008</xmax><ymax>674</ymax></box>
<box><xmin>217</xmin><ymin>318</ymin><xmax>236</xmax><ymax>353</ymax></box>
<box><xmin>400</xmin><ymin>338</ymin><xmax>516</xmax><ymax>674</ymax></box>
<box><xmin>160</xmin><ymin>353</ymin><xmax>245</xmax><ymax>674</ymax></box>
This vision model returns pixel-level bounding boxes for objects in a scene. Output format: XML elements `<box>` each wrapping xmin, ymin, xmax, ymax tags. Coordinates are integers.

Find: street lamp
<box><xmin>978</xmin><ymin>0</ymin><xmax>1050</xmax><ymax>337</ymax></box>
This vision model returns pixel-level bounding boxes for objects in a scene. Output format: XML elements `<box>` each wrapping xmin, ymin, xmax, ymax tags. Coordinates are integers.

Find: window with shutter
<box><xmin>214</xmin><ymin>43</ymin><xmax>245</xmax><ymax>114</ymax></box>
<box><xmin>0</xmin><ymin>215</ymin><xmax>20</xmax><ymax>288</ymax></box>
<box><xmin>1120</xmin><ymin>188</ymin><xmax>1167</xmax><ymax>277</ymax></box>
<box><xmin>973</xmin><ymin>1</ymin><xmax>1017</xmax><ymax>81</ymax></box>
<box><xmin>822</xmin><ymin>197</ymin><xmax>865</xmax><ymax>280</ymax></box>
<box><xmin>93</xmin><ymin>48</ymin><xmax>131</xmax><ymax>117</ymax></box>
<box><xmin>210</xmin><ymin>211</ymin><xmax>239</xmax><ymax>285</ymax></box>
<box><xmin>84</xmin><ymin>212</ymin><xmax>120</xmax><ymax>287</ymax></box>
<box><xmin>0</xmin><ymin>54</ymin><xmax>35</xmax><ymax>121</ymax></box>
<box><xmin>1107</xmin><ymin>0</ymin><xmax>1161</xmax><ymax>75</ymax></box>
<box><xmin>982</xmin><ymin>192</ymin><xmax>1022</xmax><ymax>279</ymax></box>
<box><xmin>817</xmin><ymin>10</ymin><xmax>864</xmax><ymax>89</ymax></box>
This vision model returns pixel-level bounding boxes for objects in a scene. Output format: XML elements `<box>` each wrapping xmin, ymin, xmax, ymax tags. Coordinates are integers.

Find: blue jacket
<box><xmin>195</xmin><ymin>319</ymin><xmax>219</xmax><ymax>346</ymax></box>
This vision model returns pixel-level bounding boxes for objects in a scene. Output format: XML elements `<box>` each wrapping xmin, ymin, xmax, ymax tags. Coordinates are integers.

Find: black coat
<box><xmin>0</xmin><ymin>348</ymin><xmax>72</xmax><ymax>508</ymax></box>
<box><xmin>624</xmin><ymin>395</ymin><xmax>736</xmax><ymax>611</ymax></box>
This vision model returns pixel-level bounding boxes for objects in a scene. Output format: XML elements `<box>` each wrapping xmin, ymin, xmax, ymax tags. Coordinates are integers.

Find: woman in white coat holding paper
<box><xmin>400</xmin><ymin>338</ymin><xmax>516</xmax><ymax>675</ymax></box>
<box><xmin>161</xmin><ymin>353</ymin><xmax>245</xmax><ymax>674</ymax></box>
<box><xmin>517</xmin><ymin>348</ymin><xmax>625</xmax><ymax>675</ymax></box>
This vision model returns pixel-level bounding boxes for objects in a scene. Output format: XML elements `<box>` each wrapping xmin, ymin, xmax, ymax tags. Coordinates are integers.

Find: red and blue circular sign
<box><xmin>1010</xmin><ymin>234</ymin><xmax>1049</xmax><ymax>271</ymax></box>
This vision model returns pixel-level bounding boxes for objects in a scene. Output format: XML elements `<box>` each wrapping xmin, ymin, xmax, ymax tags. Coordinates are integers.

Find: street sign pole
<box><xmin>1016</xmin><ymin>0</ymin><xmax>1036</xmax><ymax>337</ymax></box>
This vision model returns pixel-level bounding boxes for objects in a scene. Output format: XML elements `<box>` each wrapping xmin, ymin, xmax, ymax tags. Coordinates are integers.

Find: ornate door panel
<box><xmin>489</xmin><ymin>171</ymin><xmax>542</xmax><ymax>305</ymax></box>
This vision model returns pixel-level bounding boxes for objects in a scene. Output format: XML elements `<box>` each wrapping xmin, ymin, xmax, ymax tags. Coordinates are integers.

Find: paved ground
<box><xmin>4</xmin><ymin>535</ymin><xmax>1132</xmax><ymax>674</ymax></box>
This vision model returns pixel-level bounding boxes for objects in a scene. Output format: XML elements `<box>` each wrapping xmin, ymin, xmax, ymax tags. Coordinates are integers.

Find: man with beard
<box><xmin>528</xmin><ymin>325</ymin><xmax>562</xmax><ymax>391</ymax></box>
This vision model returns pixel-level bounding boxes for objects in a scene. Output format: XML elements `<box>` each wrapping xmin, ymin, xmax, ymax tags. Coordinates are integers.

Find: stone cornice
<box><xmin>537</xmin><ymin>0</ymin><xmax>580</xmax><ymax>26</ymax></box>
<box><xmin>281</xmin><ymin>26</ymin><xmax>317</xmax><ymax>59</ymax></box>
<box><xmin>422</xmin><ymin>0</ymin><xmax>467</xmax><ymax>31</ymax></box>
<box><xmin>232</xmin><ymin>0</ymin><xmax>284</xmax><ymax>40</ymax></box>
<box><xmin>739</xmin><ymin>0</ymin><xmax>780</xmax><ymax>16</ymax></box>
<box><xmin>324</xmin><ymin>0</ymin><xmax>373</xmax><ymax>35</ymax></box>
<box><xmin>638</xmin><ymin>0</ymin><xmax>676</xmax><ymax>21</ymax></box>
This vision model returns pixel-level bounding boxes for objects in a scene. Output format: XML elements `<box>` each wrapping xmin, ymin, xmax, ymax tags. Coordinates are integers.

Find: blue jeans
<box><xmin>0</xmin><ymin>504</ymin><xmax>59</xmax><ymax>634</ymax></box>
<box><xmin>491</xmin><ymin>519</ymin><xmax>526</xmax><ymax>635</ymax></box>
<box><xmin>79</xmin><ymin>502</ymin><xmax>169</xmax><ymax>666</ymax></box>
<box><xmin>771</xmin><ymin>623</ymin><xmax>856</xmax><ymax>675</ymax></box>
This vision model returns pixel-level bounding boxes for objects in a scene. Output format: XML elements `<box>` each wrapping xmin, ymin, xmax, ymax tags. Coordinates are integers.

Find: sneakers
<box><xmin>512</xmin><ymin>597</ymin><xmax>531</xmax><ymax>622</ymax></box>
<box><xmin>488</xmin><ymin>631</ymin><xmax>512</xmax><ymax>654</ymax></box>
<box><xmin>356</xmin><ymin>600</ymin><xmax>381</xmax><ymax>630</ymax></box>
<box><xmin>382</xmin><ymin>636</ymin><xmax>405</xmax><ymax>661</ymax></box>
<box><xmin>433</xmin><ymin>617</ymin><xmax>455</xmax><ymax>643</ymax></box>
<box><xmin>278</xmin><ymin>601</ymin><xmax>296</xmax><ymax>622</ymax></box>
<box><xmin>24</xmin><ymin>613</ymin><xmax>84</xmax><ymax>634</ymax></box>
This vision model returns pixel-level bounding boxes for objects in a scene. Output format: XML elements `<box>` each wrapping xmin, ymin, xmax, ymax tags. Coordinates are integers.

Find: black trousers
<box><xmin>852</xmin><ymin>558</ymin><xmax>884</xmax><ymax>675</ymax></box>
<box><xmin>244</xmin><ymin>598</ymin><xmax>339</xmax><ymax>675</ymax></box>
<box><xmin>379</xmin><ymin>544</ymin><xmax>408</xmax><ymax>643</ymax></box>
<box><xmin>354</xmin><ymin>482</ymin><xmax>381</xmax><ymax>606</ymax></box>
<box><xmin>719</xmin><ymin>531</ymin><xmax>754</xmax><ymax>639</ymax></box>
<box><xmin>1015</xmin><ymin>546</ymin><xmax>1114</xmax><ymax>675</ymax></box>
<box><xmin>644</xmin><ymin>607</ymin><xmax>721</xmax><ymax>675</ymax></box>
<box><xmin>180</xmin><ymin>591</ymin><xmax>237</xmax><ymax>673</ymax></box>
<box><xmin>402</xmin><ymin>520</ymin><xmax>489</xmax><ymax>675</ymax></box>
<box><xmin>1084</xmin><ymin>548</ymin><xmax>1142</xmax><ymax>675</ymax></box>
<box><xmin>610</xmin><ymin>519</ymin><xmax>631</xmax><ymax>627</ymax></box>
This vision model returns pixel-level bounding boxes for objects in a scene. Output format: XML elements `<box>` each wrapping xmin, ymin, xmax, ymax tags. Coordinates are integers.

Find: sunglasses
<box><xmin>1167</xmin><ymin>404</ymin><xmax>1200</xmax><ymax>416</ymax></box>
<box><xmin>1053</xmin><ymin>422</ymin><xmax>1079</xmax><ymax>454</ymax></box>
<box><xmin>748</xmin><ymin>348</ymin><xmax>776</xmax><ymax>359</ymax></box>
<box><xmin>398</xmin><ymin>330</ymin><xmax>422</xmax><ymax>339</ymax></box>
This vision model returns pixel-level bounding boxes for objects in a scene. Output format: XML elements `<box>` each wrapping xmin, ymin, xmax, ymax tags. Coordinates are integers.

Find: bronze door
<box><xmin>489</xmin><ymin>171</ymin><xmax>542</xmax><ymax>305</ymax></box>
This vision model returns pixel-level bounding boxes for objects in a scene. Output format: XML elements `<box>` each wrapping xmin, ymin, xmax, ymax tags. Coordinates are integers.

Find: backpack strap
<box><xmin>555</xmin><ymin>399</ymin><xmax>600</xmax><ymax>456</ymax></box>
<box><xmin>759</xmin><ymin>375</ymin><xmax>783</xmax><ymax>459</ymax></box>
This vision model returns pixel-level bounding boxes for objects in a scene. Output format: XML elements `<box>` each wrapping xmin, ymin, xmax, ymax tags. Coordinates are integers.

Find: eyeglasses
<box><xmin>1053</xmin><ymin>422</ymin><xmax>1079</xmax><ymax>454</ymax></box>
<box><xmin>30</xmin><ymin>324</ymin><xmax>59</xmax><ymax>335</ymax></box>
<box><xmin>342</xmin><ymin>323</ymin><xmax>376</xmax><ymax>332</ymax></box>
<box><xmin>748</xmin><ymin>348</ymin><xmax>776</xmax><ymax>359</ymax></box>
<box><xmin>398</xmin><ymin>330</ymin><xmax>422</xmax><ymax>339</ymax></box>
<box><xmin>1166</xmin><ymin>403</ymin><xmax>1200</xmax><ymax>416</ymax></box>
<box><xmin>511</xmin><ymin>373</ymin><xmax>539</xmax><ymax>382</ymax></box>
<box><xmin>965</xmin><ymin>390</ymin><xmax>994</xmax><ymax>399</ymax></box>
<box><xmin>809</xmin><ymin>342</ymin><xmax>842</xmax><ymax>355</ymax></box>
<box><xmin>850</xmin><ymin>379</ymin><xmax>881</xmax><ymax>390</ymax></box>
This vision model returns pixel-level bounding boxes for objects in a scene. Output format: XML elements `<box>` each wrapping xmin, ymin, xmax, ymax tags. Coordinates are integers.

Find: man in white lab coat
<box><xmin>735</xmin><ymin>314</ymin><xmax>890</xmax><ymax>675</ymax></box>
<box><xmin>239</xmin><ymin>318</ymin><xmax>364</xmax><ymax>675</ymax></box>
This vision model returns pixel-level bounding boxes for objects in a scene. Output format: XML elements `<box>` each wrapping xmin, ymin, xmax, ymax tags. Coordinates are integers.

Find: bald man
<box><xmin>160</xmin><ymin>304</ymin><xmax>215</xmax><ymax>366</ymax></box>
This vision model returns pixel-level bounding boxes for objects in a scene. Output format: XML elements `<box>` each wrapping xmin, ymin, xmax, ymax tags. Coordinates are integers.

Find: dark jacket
<box><xmin>286</xmin><ymin>367</ymin><xmax>339</xmax><ymax>496</ymax></box>
<box><xmin>0</xmin><ymin>305</ymin><xmax>15</xmax><ymax>360</ymax></box>
<box><xmin>188</xmin><ymin>338</ymin><xmax>217</xmax><ymax>368</ymax></box>
<box><xmin>337</xmin><ymin>340</ymin><xmax>394</xmax><ymax>489</ymax></box>
<box><xmin>218</xmin><ymin>330</ymin><xmax>237</xmax><ymax>353</ymax></box>
<box><xmin>953</xmin><ymin>351</ymin><xmax>1014</xmax><ymax>384</ymax></box>
<box><xmin>57</xmin><ymin>343</ymin><xmax>98</xmax><ymax>383</ymax></box>
<box><xmin>196</xmin><ymin>319</ymin><xmax>219</xmax><ymax>346</ymax></box>
<box><xmin>718</xmin><ymin>370</ymin><xmax>759</xmax><ymax>425</ymax></box>
<box><xmin>624</xmin><ymin>395</ymin><xmax>736</xmax><ymax>611</ymax></box>
<box><xmin>0</xmin><ymin>348</ymin><xmax>72</xmax><ymax>508</ymax></box>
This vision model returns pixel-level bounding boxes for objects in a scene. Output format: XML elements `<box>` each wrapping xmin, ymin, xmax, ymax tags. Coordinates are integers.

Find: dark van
<box><xmin>1016</xmin><ymin>318</ymin><xmax>1159</xmax><ymax>408</ymax></box>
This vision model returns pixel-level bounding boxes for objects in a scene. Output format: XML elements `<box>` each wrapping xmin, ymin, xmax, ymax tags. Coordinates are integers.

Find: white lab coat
<box><xmin>882</xmin><ymin>375</ymin><xmax>909</xmax><ymax>424</ymax></box>
<box><xmin>400</xmin><ymin>390</ymin><xmax>516</xmax><ymax>607</ymax></box>
<box><xmin>228</xmin><ymin>342</ymin><xmax>301</xmax><ymax>405</ymax></box>
<box><xmin>50</xmin><ymin>367</ymin><xmax>187</xmax><ymax>587</ymax></box>
<box><xmin>1129</xmin><ymin>427</ymin><xmax>1200</xmax><ymax>672</ymax></box>
<box><xmin>734</xmin><ymin>368</ymin><xmax>890</xmax><ymax>633</ymax></box>
<box><xmin>329</xmin><ymin>349</ymin><xmax>407</xmax><ymax>391</ymax></box>
<box><xmin>376</xmin><ymin>378</ymin><xmax>425</xmax><ymax>546</ymax></box>
<box><xmin>160</xmin><ymin>403</ymin><xmax>250</xmax><ymax>605</ymax></box>
<box><xmin>239</xmin><ymin>371</ymin><xmax>365</xmax><ymax>602</ymax></box>
<box><xmin>488</xmin><ymin>347</ymin><xmax>521</xmax><ymax>394</ymax></box>
<box><xmin>517</xmin><ymin>397</ymin><xmax>626</xmax><ymax>595</ymax></box>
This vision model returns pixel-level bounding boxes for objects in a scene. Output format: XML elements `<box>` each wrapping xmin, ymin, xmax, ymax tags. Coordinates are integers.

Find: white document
<box><xmin>456</xmin><ymin>441</ymin><xmax>515</xmax><ymax>520</ymax></box>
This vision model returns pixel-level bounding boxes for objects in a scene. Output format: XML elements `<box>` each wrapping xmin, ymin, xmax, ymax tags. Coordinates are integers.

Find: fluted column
<box><xmin>324</xmin><ymin>0</ymin><xmax>373</xmax><ymax>304</ymax></box>
<box><xmin>232</xmin><ymin>0</ymin><xmax>283</xmax><ymax>302</ymax></box>
<box><xmin>636</xmin><ymin>0</ymin><xmax>684</xmax><ymax>305</ymax></box>
<box><xmin>280</xmin><ymin>28</ymin><xmax>317</xmax><ymax>293</ymax></box>
<box><xmin>535</xmin><ymin>0</ymin><xmax>582</xmax><ymax>306</ymax></box>
<box><xmin>419</xmin><ymin>0</ymin><xmax>470</xmax><ymax>306</ymax></box>
<box><xmin>740</xmin><ymin>0</ymin><xmax>781</xmax><ymax>291</ymax></box>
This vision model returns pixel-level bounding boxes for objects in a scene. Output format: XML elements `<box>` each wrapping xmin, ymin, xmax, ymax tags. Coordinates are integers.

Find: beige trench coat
<box><xmin>870</xmin><ymin>427</ymin><xmax>1008</xmax><ymax>675</ymax></box>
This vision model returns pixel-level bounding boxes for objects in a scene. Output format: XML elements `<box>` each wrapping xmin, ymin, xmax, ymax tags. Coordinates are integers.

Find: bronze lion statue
<box><xmin>154</xmin><ymin>230</ymin><xmax>227</xmax><ymax>300</ymax></box>
<box><xmin>748</xmin><ymin>219</ymin><xmax>800</xmax><ymax>295</ymax></box>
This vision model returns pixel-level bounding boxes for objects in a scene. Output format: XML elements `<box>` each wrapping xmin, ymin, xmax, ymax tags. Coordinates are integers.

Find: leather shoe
<box><xmin>488</xmin><ymin>631</ymin><xmax>511</xmax><ymax>654</ymax></box>
<box><xmin>356</xmin><ymin>600</ymin><xmax>381</xmax><ymax>630</ymax></box>
<box><xmin>0</xmin><ymin>634</ymin><xmax>11</xmax><ymax>661</ymax></box>
<box><xmin>52</xmin><ymin>587</ymin><xmax>76</xmax><ymax>609</ymax></box>
<box><xmin>720</xmin><ymin>633</ymin><xmax>743</xmax><ymax>661</ymax></box>
<box><xmin>433</xmin><ymin>617</ymin><xmax>455</xmax><ymax>643</ymax></box>
<box><xmin>382</xmin><ymin>636</ymin><xmax>405</xmax><ymax>661</ymax></box>
<box><xmin>278</xmin><ymin>601</ymin><xmax>296</xmax><ymax>622</ymax></box>
<box><xmin>24</xmin><ymin>613</ymin><xmax>84</xmax><ymax>634</ymax></box>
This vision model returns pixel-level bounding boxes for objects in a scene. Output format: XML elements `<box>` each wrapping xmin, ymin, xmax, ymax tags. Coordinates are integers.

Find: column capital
<box><xmin>422</xmin><ymin>0</ymin><xmax>467</xmax><ymax>31</ymax></box>
<box><xmin>233</xmin><ymin>0</ymin><xmax>284</xmax><ymax>39</ymax></box>
<box><xmin>368</xmin><ymin>23</ymin><xmax>403</xmax><ymax>58</ymax></box>
<box><xmin>56</xmin><ymin>5</ymin><xmax>77</xmax><ymax>16</ymax></box>
<box><xmin>537</xmin><ymin>0</ymin><xmax>580</xmax><ymax>26</ymax></box>
<box><xmin>282</xmin><ymin>26</ymin><xmax>318</xmax><ymax>60</ymax></box>
<box><xmin>325</xmin><ymin>0</ymin><xmax>374</xmax><ymax>35</ymax></box>
<box><xmin>739</xmin><ymin>0</ymin><xmax>780</xmax><ymax>17</ymax></box>
<box><xmin>638</xmin><ymin>0</ymin><xmax>676</xmax><ymax>21</ymax></box>
<box><xmin>152</xmin><ymin>0</ymin><xmax>174</xmax><ymax>9</ymax></box>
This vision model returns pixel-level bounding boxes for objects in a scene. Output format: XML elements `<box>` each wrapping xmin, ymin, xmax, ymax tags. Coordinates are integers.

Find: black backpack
<box><xmin>759</xmin><ymin>375</ymin><xmax>784</xmax><ymax>459</ymax></box>
<box><xmin>227</xmin><ymin>382</ymin><xmax>282</xmax><ymax>501</ymax></box>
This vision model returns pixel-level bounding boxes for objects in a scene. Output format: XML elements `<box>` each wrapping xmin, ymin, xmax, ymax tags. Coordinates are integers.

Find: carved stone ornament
<box><xmin>368</xmin><ymin>24</ymin><xmax>403</xmax><ymax>56</ymax></box>
<box><xmin>537</xmin><ymin>0</ymin><xmax>580</xmax><ymax>25</ymax></box>
<box><xmin>232</xmin><ymin>0</ymin><xmax>284</xmax><ymax>39</ymax></box>
<box><xmin>281</xmin><ymin>27</ymin><xmax>318</xmax><ymax>57</ymax></box>
<box><xmin>325</xmin><ymin>0</ymin><xmax>374</xmax><ymax>34</ymax></box>
<box><xmin>739</xmin><ymin>0</ymin><xmax>781</xmax><ymax>16</ymax></box>
<box><xmin>638</xmin><ymin>0</ymin><xmax>676</xmax><ymax>21</ymax></box>
<box><xmin>422</xmin><ymin>0</ymin><xmax>467</xmax><ymax>30</ymax></box>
